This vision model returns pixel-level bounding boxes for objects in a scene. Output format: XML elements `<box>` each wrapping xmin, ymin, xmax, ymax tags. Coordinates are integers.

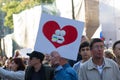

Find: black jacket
<box><xmin>25</xmin><ymin>65</ymin><xmax>54</xmax><ymax>80</ymax></box>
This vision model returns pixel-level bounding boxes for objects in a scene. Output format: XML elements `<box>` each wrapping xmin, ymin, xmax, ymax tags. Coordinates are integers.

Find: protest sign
<box><xmin>34</xmin><ymin>13</ymin><xmax>84</xmax><ymax>60</ymax></box>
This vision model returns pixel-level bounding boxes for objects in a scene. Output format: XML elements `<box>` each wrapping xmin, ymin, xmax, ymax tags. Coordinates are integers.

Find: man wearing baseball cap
<box><xmin>27</xmin><ymin>51</ymin><xmax>45</xmax><ymax>63</ymax></box>
<box><xmin>25</xmin><ymin>51</ymin><xmax>54</xmax><ymax>80</ymax></box>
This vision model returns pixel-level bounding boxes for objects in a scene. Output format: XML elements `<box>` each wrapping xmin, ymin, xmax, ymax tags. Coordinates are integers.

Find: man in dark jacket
<box><xmin>25</xmin><ymin>51</ymin><xmax>54</xmax><ymax>80</ymax></box>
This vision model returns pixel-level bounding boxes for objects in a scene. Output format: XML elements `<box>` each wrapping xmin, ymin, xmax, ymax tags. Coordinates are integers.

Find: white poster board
<box><xmin>34</xmin><ymin>13</ymin><xmax>84</xmax><ymax>60</ymax></box>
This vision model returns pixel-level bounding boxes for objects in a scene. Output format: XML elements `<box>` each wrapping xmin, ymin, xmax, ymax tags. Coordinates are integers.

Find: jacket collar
<box><xmin>88</xmin><ymin>57</ymin><xmax>112</xmax><ymax>70</ymax></box>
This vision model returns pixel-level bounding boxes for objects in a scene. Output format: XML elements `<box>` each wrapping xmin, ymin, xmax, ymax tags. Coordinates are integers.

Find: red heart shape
<box><xmin>43</xmin><ymin>21</ymin><xmax>78</xmax><ymax>48</ymax></box>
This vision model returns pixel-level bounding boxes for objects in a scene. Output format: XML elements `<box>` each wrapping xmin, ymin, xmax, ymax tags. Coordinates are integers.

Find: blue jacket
<box><xmin>53</xmin><ymin>65</ymin><xmax>70</xmax><ymax>80</ymax></box>
<box><xmin>63</xmin><ymin>63</ymin><xmax>78</xmax><ymax>80</ymax></box>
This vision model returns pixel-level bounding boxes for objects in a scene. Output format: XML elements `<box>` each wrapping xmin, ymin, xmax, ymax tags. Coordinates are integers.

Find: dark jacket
<box><xmin>25</xmin><ymin>65</ymin><xmax>54</xmax><ymax>80</ymax></box>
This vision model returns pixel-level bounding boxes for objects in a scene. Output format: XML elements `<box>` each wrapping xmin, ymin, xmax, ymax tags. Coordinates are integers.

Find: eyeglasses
<box><xmin>92</xmin><ymin>45</ymin><xmax>104</xmax><ymax>50</ymax></box>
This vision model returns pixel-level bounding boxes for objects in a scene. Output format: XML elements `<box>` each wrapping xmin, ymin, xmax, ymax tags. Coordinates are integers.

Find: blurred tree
<box><xmin>0</xmin><ymin>0</ymin><xmax>7</xmax><ymax>38</ymax></box>
<box><xmin>41</xmin><ymin>0</ymin><xmax>54</xmax><ymax>3</ymax></box>
<box><xmin>1</xmin><ymin>0</ymin><xmax>55</xmax><ymax>29</ymax></box>
<box><xmin>0</xmin><ymin>0</ymin><xmax>54</xmax><ymax>56</ymax></box>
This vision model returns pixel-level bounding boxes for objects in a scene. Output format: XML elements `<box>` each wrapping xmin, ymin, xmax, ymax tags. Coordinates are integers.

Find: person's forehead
<box><xmin>115</xmin><ymin>43</ymin><xmax>120</xmax><ymax>48</ymax></box>
<box><xmin>51</xmin><ymin>53</ymin><xmax>60</xmax><ymax>57</ymax></box>
<box><xmin>81</xmin><ymin>46</ymin><xmax>90</xmax><ymax>49</ymax></box>
<box><xmin>51</xmin><ymin>51</ymin><xmax>58</xmax><ymax>55</ymax></box>
<box><xmin>93</xmin><ymin>42</ymin><xmax>104</xmax><ymax>46</ymax></box>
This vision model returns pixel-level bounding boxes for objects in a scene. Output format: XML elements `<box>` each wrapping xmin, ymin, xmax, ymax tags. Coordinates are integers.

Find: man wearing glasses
<box><xmin>79</xmin><ymin>38</ymin><xmax>120</xmax><ymax>80</ymax></box>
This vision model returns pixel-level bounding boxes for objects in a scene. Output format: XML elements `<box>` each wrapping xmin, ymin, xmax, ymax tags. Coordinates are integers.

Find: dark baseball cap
<box><xmin>27</xmin><ymin>51</ymin><xmax>45</xmax><ymax>61</ymax></box>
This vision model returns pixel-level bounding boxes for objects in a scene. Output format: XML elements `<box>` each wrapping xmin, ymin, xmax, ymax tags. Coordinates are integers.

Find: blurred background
<box><xmin>0</xmin><ymin>0</ymin><xmax>120</xmax><ymax>58</ymax></box>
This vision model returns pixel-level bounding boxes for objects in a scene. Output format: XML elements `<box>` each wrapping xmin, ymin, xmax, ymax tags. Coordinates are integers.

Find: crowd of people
<box><xmin>0</xmin><ymin>36</ymin><xmax>120</xmax><ymax>80</ymax></box>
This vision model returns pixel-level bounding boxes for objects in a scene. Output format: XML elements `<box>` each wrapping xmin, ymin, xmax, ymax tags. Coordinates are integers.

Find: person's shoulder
<box><xmin>43</xmin><ymin>65</ymin><xmax>54</xmax><ymax>70</ymax></box>
<box><xmin>16</xmin><ymin>70</ymin><xmax>25</xmax><ymax>73</ymax></box>
<box><xmin>73</xmin><ymin>61</ymin><xmax>80</xmax><ymax>67</ymax></box>
<box><xmin>43</xmin><ymin>65</ymin><xmax>54</xmax><ymax>80</ymax></box>
<box><xmin>82</xmin><ymin>58</ymin><xmax>91</xmax><ymax>65</ymax></box>
<box><xmin>43</xmin><ymin>64</ymin><xmax>54</xmax><ymax>74</ymax></box>
<box><xmin>25</xmin><ymin>66</ymin><xmax>34</xmax><ymax>71</ymax></box>
<box><xmin>65</xmin><ymin>65</ymin><xmax>77</xmax><ymax>75</ymax></box>
<box><xmin>64</xmin><ymin>66</ymin><xmax>78</xmax><ymax>79</ymax></box>
<box><xmin>79</xmin><ymin>58</ymin><xmax>91</xmax><ymax>69</ymax></box>
<box><xmin>104</xmin><ymin>57</ymin><xmax>118</xmax><ymax>65</ymax></box>
<box><xmin>73</xmin><ymin>61</ymin><xmax>80</xmax><ymax>69</ymax></box>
